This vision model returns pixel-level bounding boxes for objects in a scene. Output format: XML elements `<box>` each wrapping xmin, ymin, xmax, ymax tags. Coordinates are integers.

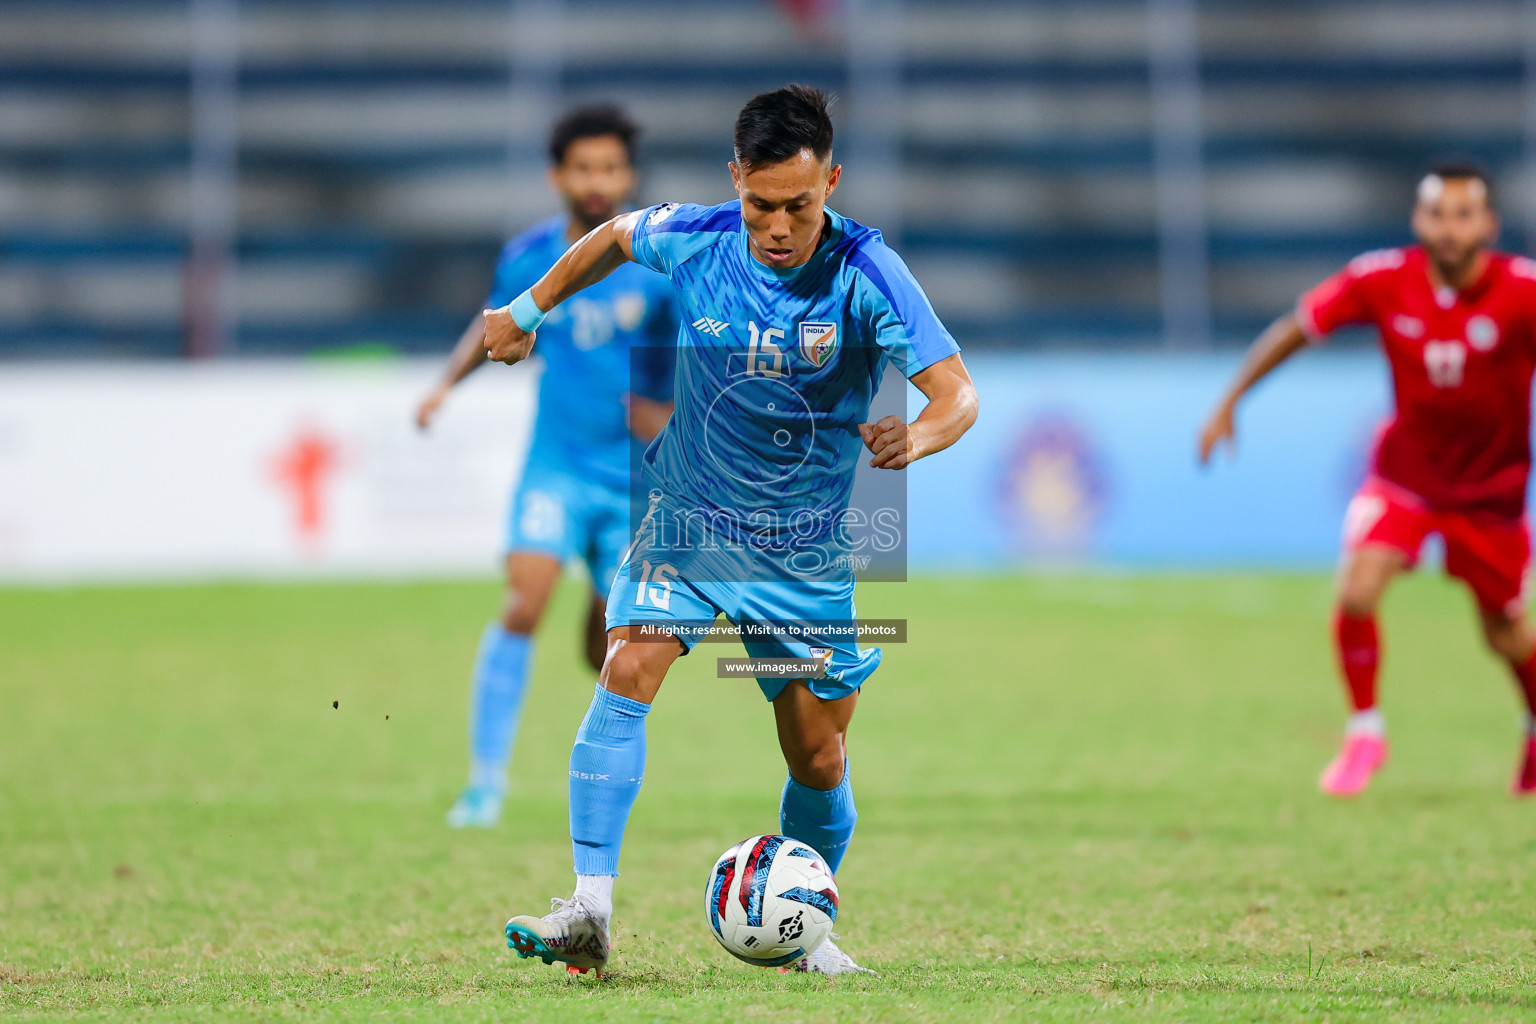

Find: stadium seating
<box><xmin>0</xmin><ymin>0</ymin><xmax>1531</xmax><ymax>356</ymax></box>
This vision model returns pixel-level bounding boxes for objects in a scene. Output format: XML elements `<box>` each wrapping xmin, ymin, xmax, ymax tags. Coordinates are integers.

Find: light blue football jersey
<box><xmin>488</xmin><ymin>215</ymin><xmax>678</xmax><ymax>491</ymax></box>
<box><xmin>628</xmin><ymin>200</ymin><xmax>960</xmax><ymax>559</ymax></box>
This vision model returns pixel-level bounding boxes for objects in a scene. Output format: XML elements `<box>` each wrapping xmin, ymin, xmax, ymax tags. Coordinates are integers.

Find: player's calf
<box><xmin>1476</xmin><ymin>608</ymin><xmax>1536</xmax><ymax>794</ymax></box>
<box><xmin>583</xmin><ymin>592</ymin><xmax>607</xmax><ymax>672</ymax></box>
<box><xmin>598</xmin><ymin>626</ymin><xmax>681</xmax><ymax>704</ymax></box>
<box><xmin>774</xmin><ymin>682</ymin><xmax>860</xmax><ymax>872</ymax></box>
<box><xmin>1512</xmin><ymin>732</ymin><xmax>1536</xmax><ymax>797</ymax></box>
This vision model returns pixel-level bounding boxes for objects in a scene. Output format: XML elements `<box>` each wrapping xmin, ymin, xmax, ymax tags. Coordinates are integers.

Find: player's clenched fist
<box><xmin>859</xmin><ymin>414</ymin><xmax>913</xmax><ymax>469</ymax></box>
<box><xmin>483</xmin><ymin>306</ymin><xmax>537</xmax><ymax>364</ymax></box>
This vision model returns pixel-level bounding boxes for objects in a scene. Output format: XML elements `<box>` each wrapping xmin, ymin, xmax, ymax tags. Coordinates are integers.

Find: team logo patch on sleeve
<box><xmin>798</xmin><ymin>322</ymin><xmax>838</xmax><ymax>367</ymax></box>
<box><xmin>647</xmin><ymin>203</ymin><xmax>679</xmax><ymax>226</ymax></box>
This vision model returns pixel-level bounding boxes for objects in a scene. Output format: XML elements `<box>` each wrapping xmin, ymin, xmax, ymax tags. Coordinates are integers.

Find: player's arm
<box><xmin>482</xmin><ymin>211</ymin><xmax>643</xmax><ymax>365</ymax></box>
<box><xmin>1197</xmin><ymin>313</ymin><xmax>1309</xmax><ymax>465</ymax></box>
<box><xmin>625</xmin><ymin>396</ymin><xmax>672</xmax><ymax>442</ymax></box>
<box><xmin>415</xmin><ymin>314</ymin><xmax>490</xmax><ymax>430</ymax></box>
<box><xmin>859</xmin><ymin>353</ymin><xmax>978</xmax><ymax>470</ymax></box>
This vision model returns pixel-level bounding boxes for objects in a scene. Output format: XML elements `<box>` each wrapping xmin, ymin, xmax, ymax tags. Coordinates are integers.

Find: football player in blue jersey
<box><xmin>484</xmin><ymin>86</ymin><xmax>977</xmax><ymax>975</ymax></box>
<box><xmin>416</xmin><ymin>105</ymin><xmax>678</xmax><ymax>830</ymax></box>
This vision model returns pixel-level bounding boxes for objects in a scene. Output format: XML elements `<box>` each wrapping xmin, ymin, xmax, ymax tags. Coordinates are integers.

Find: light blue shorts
<box><xmin>603</xmin><ymin>511</ymin><xmax>882</xmax><ymax>702</ymax></box>
<box><xmin>505</xmin><ymin>461</ymin><xmax>632</xmax><ymax>593</ymax></box>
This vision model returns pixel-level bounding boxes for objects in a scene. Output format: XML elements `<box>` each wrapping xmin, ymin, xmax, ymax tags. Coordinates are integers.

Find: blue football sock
<box><xmin>569</xmin><ymin>685</ymin><xmax>650</xmax><ymax>876</ymax></box>
<box><xmin>467</xmin><ymin>624</ymin><xmax>533</xmax><ymax>791</ymax></box>
<box><xmin>780</xmin><ymin>761</ymin><xmax>857</xmax><ymax>874</ymax></box>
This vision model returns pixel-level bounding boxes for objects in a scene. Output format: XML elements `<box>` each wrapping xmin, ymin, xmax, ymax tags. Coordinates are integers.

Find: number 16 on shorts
<box><xmin>635</xmin><ymin>560</ymin><xmax>679</xmax><ymax>610</ymax></box>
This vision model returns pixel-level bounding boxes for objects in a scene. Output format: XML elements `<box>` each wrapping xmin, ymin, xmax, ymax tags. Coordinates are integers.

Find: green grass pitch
<box><xmin>4</xmin><ymin>573</ymin><xmax>1536</xmax><ymax>1022</ymax></box>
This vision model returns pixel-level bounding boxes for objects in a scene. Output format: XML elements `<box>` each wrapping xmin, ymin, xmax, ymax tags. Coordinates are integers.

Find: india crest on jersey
<box><xmin>799</xmin><ymin>322</ymin><xmax>838</xmax><ymax>367</ymax></box>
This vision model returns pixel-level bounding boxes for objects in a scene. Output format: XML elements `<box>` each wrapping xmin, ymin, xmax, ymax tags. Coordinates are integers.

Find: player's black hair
<box><xmin>548</xmin><ymin>104</ymin><xmax>638</xmax><ymax>166</ymax></box>
<box><xmin>1423</xmin><ymin>158</ymin><xmax>1496</xmax><ymax>208</ymax></box>
<box><xmin>733</xmin><ymin>84</ymin><xmax>834</xmax><ymax>168</ymax></box>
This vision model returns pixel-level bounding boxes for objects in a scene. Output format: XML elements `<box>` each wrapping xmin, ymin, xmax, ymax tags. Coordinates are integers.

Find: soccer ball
<box><xmin>705</xmin><ymin>834</ymin><xmax>838</xmax><ymax>967</ymax></box>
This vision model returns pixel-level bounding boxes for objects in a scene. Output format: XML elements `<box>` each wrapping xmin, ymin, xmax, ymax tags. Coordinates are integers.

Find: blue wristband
<box><xmin>509</xmin><ymin>289</ymin><xmax>547</xmax><ymax>333</ymax></box>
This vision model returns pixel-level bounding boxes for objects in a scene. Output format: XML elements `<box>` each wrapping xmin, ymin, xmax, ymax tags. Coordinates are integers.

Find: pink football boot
<box><xmin>1318</xmin><ymin>733</ymin><xmax>1388</xmax><ymax>797</ymax></box>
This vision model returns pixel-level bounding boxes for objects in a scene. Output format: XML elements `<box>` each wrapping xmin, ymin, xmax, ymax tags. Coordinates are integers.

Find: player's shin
<box><xmin>1332</xmin><ymin>609</ymin><xmax>1383</xmax><ymax>733</ymax></box>
<box><xmin>1508</xmin><ymin>649</ymin><xmax>1536</xmax><ymax>725</ymax></box>
<box><xmin>1320</xmin><ymin>609</ymin><xmax>1390</xmax><ymax>796</ymax></box>
<box><xmin>469</xmin><ymin>624</ymin><xmax>535</xmax><ymax>789</ymax></box>
<box><xmin>568</xmin><ymin>684</ymin><xmax>650</xmax><ymax>918</ymax></box>
<box><xmin>780</xmin><ymin>761</ymin><xmax>857</xmax><ymax>874</ymax></box>
<box><xmin>1505</xmin><ymin>651</ymin><xmax>1536</xmax><ymax>795</ymax></box>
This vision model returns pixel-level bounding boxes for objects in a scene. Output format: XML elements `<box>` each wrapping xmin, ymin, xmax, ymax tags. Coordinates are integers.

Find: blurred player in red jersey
<box><xmin>1199</xmin><ymin>161</ymin><xmax>1536</xmax><ymax>798</ymax></box>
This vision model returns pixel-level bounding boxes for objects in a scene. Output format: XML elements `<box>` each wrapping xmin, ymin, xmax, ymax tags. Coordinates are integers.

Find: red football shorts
<box><xmin>1343</xmin><ymin>478</ymin><xmax>1531</xmax><ymax>617</ymax></box>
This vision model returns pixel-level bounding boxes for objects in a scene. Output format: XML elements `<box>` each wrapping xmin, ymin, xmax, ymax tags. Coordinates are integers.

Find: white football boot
<box><xmin>504</xmin><ymin>896</ymin><xmax>610</xmax><ymax>976</ymax></box>
<box><xmin>791</xmin><ymin>934</ymin><xmax>875</xmax><ymax>976</ymax></box>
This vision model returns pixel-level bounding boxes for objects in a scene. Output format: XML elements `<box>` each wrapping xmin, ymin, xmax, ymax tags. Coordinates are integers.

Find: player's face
<box><xmin>1411</xmin><ymin>175</ymin><xmax>1497</xmax><ymax>274</ymax></box>
<box><xmin>729</xmin><ymin>149</ymin><xmax>842</xmax><ymax>269</ymax></box>
<box><xmin>549</xmin><ymin>135</ymin><xmax>636</xmax><ymax>230</ymax></box>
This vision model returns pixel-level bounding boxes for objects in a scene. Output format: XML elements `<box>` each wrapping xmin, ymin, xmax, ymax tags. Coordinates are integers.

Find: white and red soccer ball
<box><xmin>705</xmin><ymin>834</ymin><xmax>839</xmax><ymax>967</ymax></box>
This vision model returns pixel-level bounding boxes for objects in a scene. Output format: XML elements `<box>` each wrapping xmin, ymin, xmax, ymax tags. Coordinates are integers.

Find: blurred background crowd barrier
<box><xmin>0</xmin><ymin>353</ymin><xmax>1384</xmax><ymax>579</ymax></box>
<box><xmin>0</xmin><ymin>362</ymin><xmax>533</xmax><ymax>578</ymax></box>
<box><xmin>0</xmin><ymin>0</ymin><xmax>1528</xmax><ymax>579</ymax></box>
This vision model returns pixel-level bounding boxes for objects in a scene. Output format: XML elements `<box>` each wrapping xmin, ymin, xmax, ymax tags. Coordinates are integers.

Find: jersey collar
<box><xmin>1416</xmin><ymin>245</ymin><xmax>1501</xmax><ymax>306</ymax></box>
<box><xmin>740</xmin><ymin>207</ymin><xmax>846</xmax><ymax>282</ymax></box>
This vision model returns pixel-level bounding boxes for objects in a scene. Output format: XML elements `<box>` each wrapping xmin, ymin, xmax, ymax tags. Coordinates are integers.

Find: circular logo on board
<box><xmin>996</xmin><ymin>414</ymin><xmax>1107</xmax><ymax>552</ymax></box>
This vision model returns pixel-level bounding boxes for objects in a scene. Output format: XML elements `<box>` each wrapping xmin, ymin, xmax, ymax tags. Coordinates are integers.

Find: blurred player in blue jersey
<box><xmin>415</xmin><ymin>105</ymin><xmax>678</xmax><ymax>829</ymax></box>
<box><xmin>481</xmin><ymin>86</ymin><xmax>978</xmax><ymax>976</ymax></box>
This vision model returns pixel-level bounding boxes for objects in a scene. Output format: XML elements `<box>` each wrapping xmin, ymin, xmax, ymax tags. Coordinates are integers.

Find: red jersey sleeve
<box><xmin>1297</xmin><ymin>266</ymin><xmax>1370</xmax><ymax>342</ymax></box>
<box><xmin>1296</xmin><ymin>248</ymin><xmax>1406</xmax><ymax>342</ymax></box>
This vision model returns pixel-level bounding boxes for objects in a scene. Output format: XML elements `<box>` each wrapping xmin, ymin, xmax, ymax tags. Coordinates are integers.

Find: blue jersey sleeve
<box><xmin>630</xmin><ymin>201</ymin><xmax>739</xmax><ymax>277</ymax></box>
<box><xmin>848</xmin><ymin>240</ymin><xmax>960</xmax><ymax>378</ymax></box>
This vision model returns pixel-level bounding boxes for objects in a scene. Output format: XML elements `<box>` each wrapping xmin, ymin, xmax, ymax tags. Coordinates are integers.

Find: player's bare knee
<box><xmin>600</xmin><ymin>645</ymin><xmax>641</xmax><ymax>696</ymax></box>
<box><xmin>1336</xmin><ymin>549</ymin><xmax>1403</xmax><ymax>618</ymax></box>
<box><xmin>789</xmin><ymin>742</ymin><xmax>846</xmax><ymax>791</ymax></box>
<box><xmin>1336</xmin><ymin>593</ymin><xmax>1377</xmax><ymax>619</ymax></box>
<box><xmin>600</xmin><ymin>641</ymin><xmax>661</xmax><ymax>702</ymax></box>
<box><xmin>1487</xmin><ymin>631</ymin><xmax>1523</xmax><ymax>662</ymax></box>
<box><xmin>1481</xmin><ymin>614</ymin><xmax>1529</xmax><ymax>662</ymax></box>
<box><xmin>499</xmin><ymin>592</ymin><xmax>547</xmax><ymax>634</ymax></box>
<box><xmin>1336</xmin><ymin>576</ymin><xmax>1384</xmax><ymax>618</ymax></box>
